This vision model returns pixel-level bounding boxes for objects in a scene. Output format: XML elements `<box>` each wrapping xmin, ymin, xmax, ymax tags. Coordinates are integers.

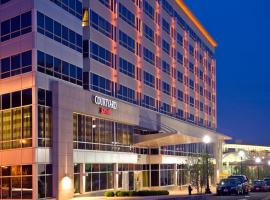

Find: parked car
<box><xmin>228</xmin><ymin>175</ymin><xmax>250</xmax><ymax>194</ymax></box>
<box><xmin>216</xmin><ymin>178</ymin><xmax>243</xmax><ymax>195</ymax></box>
<box><xmin>263</xmin><ymin>178</ymin><xmax>270</xmax><ymax>189</ymax></box>
<box><xmin>251</xmin><ymin>180</ymin><xmax>269</xmax><ymax>192</ymax></box>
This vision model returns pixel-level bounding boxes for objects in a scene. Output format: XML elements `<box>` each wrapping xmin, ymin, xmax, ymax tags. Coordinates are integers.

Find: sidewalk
<box><xmin>72</xmin><ymin>195</ymin><xmax>210</xmax><ymax>200</ymax></box>
<box><xmin>72</xmin><ymin>187</ymin><xmax>216</xmax><ymax>200</ymax></box>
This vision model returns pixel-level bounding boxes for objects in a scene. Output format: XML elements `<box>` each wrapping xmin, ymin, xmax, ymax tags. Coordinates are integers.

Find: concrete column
<box><xmin>114</xmin><ymin>163</ymin><xmax>119</xmax><ymax>190</ymax></box>
<box><xmin>213</xmin><ymin>140</ymin><xmax>223</xmax><ymax>184</ymax></box>
<box><xmin>158</xmin><ymin>164</ymin><xmax>161</xmax><ymax>187</ymax></box>
<box><xmin>174</xmin><ymin>164</ymin><xmax>178</xmax><ymax>186</ymax></box>
<box><xmin>52</xmin><ymin>82</ymin><xmax>74</xmax><ymax>200</ymax></box>
<box><xmin>79</xmin><ymin>163</ymin><xmax>85</xmax><ymax>194</ymax></box>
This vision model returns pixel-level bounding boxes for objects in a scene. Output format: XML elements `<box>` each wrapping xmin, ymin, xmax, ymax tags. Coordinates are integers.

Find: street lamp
<box><xmin>203</xmin><ymin>135</ymin><xmax>211</xmax><ymax>194</ymax></box>
<box><xmin>238</xmin><ymin>150</ymin><xmax>245</xmax><ymax>175</ymax></box>
<box><xmin>255</xmin><ymin>157</ymin><xmax>261</xmax><ymax>179</ymax></box>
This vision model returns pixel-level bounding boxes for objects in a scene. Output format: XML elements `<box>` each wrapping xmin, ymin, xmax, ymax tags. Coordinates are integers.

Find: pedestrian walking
<box><xmin>188</xmin><ymin>185</ymin><xmax>193</xmax><ymax>195</ymax></box>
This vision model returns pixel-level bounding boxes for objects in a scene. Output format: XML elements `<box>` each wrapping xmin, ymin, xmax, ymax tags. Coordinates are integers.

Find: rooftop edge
<box><xmin>175</xmin><ymin>0</ymin><xmax>218</xmax><ymax>48</ymax></box>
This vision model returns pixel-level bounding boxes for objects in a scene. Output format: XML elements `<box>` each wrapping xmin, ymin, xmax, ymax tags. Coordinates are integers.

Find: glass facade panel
<box><xmin>0</xmin><ymin>165</ymin><xmax>32</xmax><ymax>199</ymax></box>
<box><xmin>73</xmin><ymin>113</ymin><xmax>135</xmax><ymax>152</ymax></box>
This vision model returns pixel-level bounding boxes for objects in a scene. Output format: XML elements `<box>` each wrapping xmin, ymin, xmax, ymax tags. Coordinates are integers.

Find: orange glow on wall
<box><xmin>203</xmin><ymin>51</ymin><xmax>208</xmax><ymax>126</ymax></box>
<box><xmin>136</xmin><ymin>1</ymin><xmax>142</xmax><ymax>97</ymax></box>
<box><xmin>175</xmin><ymin>0</ymin><xmax>217</xmax><ymax>48</ymax></box>
<box><xmin>194</xmin><ymin>42</ymin><xmax>199</xmax><ymax>122</ymax></box>
<box><xmin>170</xmin><ymin>17</ymin><xmax>176</xmax><ymax>108</ymax></box>
<box><xmin>111</xmin><ymin>1</ymin><xmax>118</xmax><ymax>88</ymax></box>
<box><xmin>183</xmin><ymin>31</ymin><xmax>189</xmax><ymax>117</ymax></box>
<box><xmin>155</xmin><ymin>0</ymin><xmax>161</xmax><ymax>103</ymax></box>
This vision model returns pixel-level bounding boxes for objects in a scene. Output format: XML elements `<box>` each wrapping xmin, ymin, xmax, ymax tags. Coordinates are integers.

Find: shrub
<box><xmin>106</xmin><ymin>190</ymin><xmax>169</xmax><ymax>197</ymax></box>
<box><xmin>115</xmin><ymin>191</ymin><xmax>129</xmax><ymax>197</ymax></box>
<box><xmin>104</xmin><ymin>191</ymin><xmax>114</xmax><ymax>197</ymax></box>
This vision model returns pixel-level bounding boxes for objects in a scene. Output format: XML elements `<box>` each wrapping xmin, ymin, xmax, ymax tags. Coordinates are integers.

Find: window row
<box><xmin>118</xmin><ymin>3</ymin><xmax>135</xmax><ymax>27</ymax></box>
<box><xmin>0</xmin><ymin>50</ymin><xmax>32</xmax><ymax>79</ymax></box>
<box><xmin>0</xmin><ymin>106</ymin><xmax>32</xmax><ymax>150</ymax></box>
<box><xmin>37</xmin><ymin>11</ymin><xmax>82</xmax><ymax>53</ymax></box>
<box><xmin>73</xmin><ymin>113</ymin><xmax>133</xmax><ymax>152</ymax></box>
<box><xmin>0</xmin><ymin>89</ymin><xmax>32</xmax><ymax>110</ymax></box>
<box><xmin>49</xmin><ymin>0</ymin><xmax>82</xmax><ymax>19</ymax></box>
<box><xmin>90</xmin><ymin>10</ymin><xmax>116</xmax><ymax>40</ymax></box>
<box><xmin>1</xmin><ymin>11</ymin><xmax>32</xmax><ymax>42</ymax></box>
<box><xmin>37</xmin><ymin>50</ymin><xmax>82</xmax><ymax>86</ymax></box>
<box><xmin>0</xmin><ymin>165</ymin><xmax>32</xmax><ymax>199</ymax></box>
<box><xmin>119</xmin><ymin>30</ymin><xmax>135</xmax><ymax>53</ymax></box>
<box><xmin>119</xmin><ymin>57</ymin><xmax>135</xmax><ymax>78</ymax></box>
<box><xmin>38</xmin><ymin>89</ymin><xmax>52</xmax><ymax>148</ymax></box>
<box><xmin>90</xmin><ymin>41</ymin><xmax>116</xmax><ymax>68</ymax></box>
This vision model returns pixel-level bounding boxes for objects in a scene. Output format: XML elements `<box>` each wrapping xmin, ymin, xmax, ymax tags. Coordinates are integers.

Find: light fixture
<box><xmin>62</xmin><ymin>175</ymin><xmax>72</xmax><ymax>190</ymax></box>
<box><xmin>202</xmin><ymin>135</ymin><xmax>211</xmax><ymax>144</ymax></box>
<box><xmin>255</xmin><ymin>157</ymin><xmax>261</xmax><ymax>164</ymax></box>
<box><xmin>268</xmin><ymin>160</ymin><xmax>270</xmax><ymax>166</ymax></box>
<box><xmin>238</xmin><ymin>150</ymin><xmax>245</xmax><ymax>158</ymax></box>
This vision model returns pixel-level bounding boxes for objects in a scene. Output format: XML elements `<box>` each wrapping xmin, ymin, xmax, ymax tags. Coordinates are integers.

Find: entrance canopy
<box><xmin>133</xmin><ymin>115</ymin><xmax>230</xmax><ymax>148</ymax></box>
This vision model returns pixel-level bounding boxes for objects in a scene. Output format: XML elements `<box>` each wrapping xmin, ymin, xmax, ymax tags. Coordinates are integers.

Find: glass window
<box><xmin>12</xmin><ymin>91</ymin><xmax>21</xmax><ymax>108</ymax></box>
<box><xmin>11</xmin><ymin>54</ymin><xmax>20</xmax><ymax>70</ymax></box>
<box><xmin>1</xmin><ymin>57</ymin><xmax>10</xmax><ymax>73</ymax></box>
<box><xmin>11</xmin><ymin>16</ymin><xmax>20</xmax><ymax>32</ymax></box>
<box><xmin>1</xmin><ymin>20</ymin><xmax>10</xmax><ymax>37</ymax></box>
<box><xmin>2</xmin><ymin>93</ymin><xmax>11</xmax><ymax>109</ymax></box>
<box><xmin>22</xmin><ymin>89</ymin><xmax>32</xmax><ymax>106</ymax></box>
<box><xmin>1</xmin><ymin>11</ymin><xmax>32</xmax><ymax>42</ymax></box>
<box><xmin>21</xmin><ymin>11</ymin><xmax>32</xmax><ymax>31</ymax></box>
<box><xmin>22</xmin><ymin>51</ymin><xmax>32</xmax><ymax>67</ymax></box>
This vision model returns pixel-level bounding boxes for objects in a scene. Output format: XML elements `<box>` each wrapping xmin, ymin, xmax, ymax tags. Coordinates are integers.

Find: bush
<box><xmin>104</xmin><ymin>190</ymin><xmax>169</xmax><ymax>197</ymax></box>
<box><xmin>115</xmin><ymin>191</ymin><xmax>129</xmax><ymax>197</ymax></box>
<box><xmin>136</xmin><ymin>190</ymin><xmax>169</xmax><ymax>196</ymax></box>
<box><xmin>104</xmin><ymin>191</ymin><xmax>114</xmax><ymax>197</ymax></box>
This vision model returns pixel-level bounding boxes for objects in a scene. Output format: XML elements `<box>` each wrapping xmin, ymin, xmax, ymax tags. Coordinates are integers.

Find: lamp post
<box><xmin>238</xmin><ymin>150</ymin><xmax>245</xmax><ymax>175</ymax></box>
<box><xmin>255</xmin><ymin>157</ymin><xmax>261</xmax><ymax>179</ymax></box>
<box><xmin>203</xmin><ymin>135</ymin><xmax>211</xmax><ymax>194</ymax></box>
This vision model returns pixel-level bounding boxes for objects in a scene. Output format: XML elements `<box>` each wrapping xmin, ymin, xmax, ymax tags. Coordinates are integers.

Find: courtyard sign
<box><xmin>93</xmin><ymin>95</ymin><xmax>118</xmax><ymax>110</ymax></box>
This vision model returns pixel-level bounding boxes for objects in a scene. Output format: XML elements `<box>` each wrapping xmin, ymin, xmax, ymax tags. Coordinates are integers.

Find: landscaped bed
<box><xmin>104</xmin><ymin>190</ymin><xmax>169</xmax><ymax>197</ymax></box>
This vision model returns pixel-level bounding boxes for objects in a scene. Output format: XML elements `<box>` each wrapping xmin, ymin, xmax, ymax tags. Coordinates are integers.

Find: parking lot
<box><xmin>208</xmin><ymin>192</ymin><xmax>270</xmax><ymax>200</ymax></box>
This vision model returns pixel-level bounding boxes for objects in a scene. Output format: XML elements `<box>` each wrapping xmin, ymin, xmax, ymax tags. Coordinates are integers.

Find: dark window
<box><xmin>2</xmin><ymin>93</ymin><xmax>11</xmax><ymax>109</ymax></box>
<box><xmin>22</xmin><ymin>89</ymin><xmax>32</xmax><ymax>105</ymax></box>
<box><xmin>12</xmin><ymin>91</ymin><xmax>21</xmax><ymax>107</ymax></box>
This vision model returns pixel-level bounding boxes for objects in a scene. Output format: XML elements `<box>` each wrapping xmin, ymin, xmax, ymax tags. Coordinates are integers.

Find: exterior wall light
<box><xmin>202</xmin><ymin>135</ymin><xmax>211</xmax><ymax>144</ymax></box>
<box><xmin>62</xmin><ymin>175</ymin><xmax>72</xmax><ymax>190</ymax></box>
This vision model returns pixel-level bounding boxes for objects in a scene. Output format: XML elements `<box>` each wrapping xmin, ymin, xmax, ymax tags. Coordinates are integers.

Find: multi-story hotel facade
<box><xmin>0</xmin><ymin>0</ymin><xmax>229</xmax><ymax>199</ymax></box>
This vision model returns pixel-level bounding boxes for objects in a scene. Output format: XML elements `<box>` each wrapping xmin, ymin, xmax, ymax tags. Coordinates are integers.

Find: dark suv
<box><xmin>228</xmin><ymin>175</ymin><xmax>249</xmax><ymax>194</ymax></box>
<box><xmin>217</xmin><ymin>178</ymin><xmax>243</xmax><ymax>195</ymax></box>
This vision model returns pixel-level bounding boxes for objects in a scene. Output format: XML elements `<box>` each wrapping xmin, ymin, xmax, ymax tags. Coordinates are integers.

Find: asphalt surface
<box><xmin>207</xmin><ymin>192</ymin><xmax>270</xmax><ymax>200</ymax></box>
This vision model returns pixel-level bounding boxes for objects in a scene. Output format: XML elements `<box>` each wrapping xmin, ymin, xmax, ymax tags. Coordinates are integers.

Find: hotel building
<box><xmin>0</xmin><ymin>0</ymin><xmax>229</xmax><ymax>199</ymax></box>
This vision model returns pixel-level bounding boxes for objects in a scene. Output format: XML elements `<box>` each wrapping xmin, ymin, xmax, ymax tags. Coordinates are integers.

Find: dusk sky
<box><xmin>185</xmin><ymin>0</ymin><xmax>270</xmax><ymax>145</ymax></box>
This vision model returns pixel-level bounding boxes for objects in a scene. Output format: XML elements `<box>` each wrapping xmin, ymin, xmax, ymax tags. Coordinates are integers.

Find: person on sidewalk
<box><xmin>188</xmin><ymin>185</ymin><xmax>193</xmax><ymax>195</ymax></box>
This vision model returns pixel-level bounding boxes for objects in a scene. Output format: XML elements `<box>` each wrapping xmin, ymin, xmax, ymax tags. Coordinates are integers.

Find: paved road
<box><xmin>207</xmin><ymin>192</ymin><xmax>270</xmax><ymax>200</ymax></box>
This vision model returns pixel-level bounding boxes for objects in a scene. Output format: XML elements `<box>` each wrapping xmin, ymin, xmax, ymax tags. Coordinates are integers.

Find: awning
<box><xmin>133</xmin><ymin>132</ymin><xmax>201</xmax><ymax>147</ymax></box>
<box><xmin>133</xmin><ymin>115</ymin><xmax>231</xmax><ymax>148</ymax></box>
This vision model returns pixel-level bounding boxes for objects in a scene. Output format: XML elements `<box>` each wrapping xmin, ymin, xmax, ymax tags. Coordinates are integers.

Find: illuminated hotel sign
<box><xmin>93</xmin><ymin>96</ymin><xmax>118</xmax><ymax>113</ymax></box>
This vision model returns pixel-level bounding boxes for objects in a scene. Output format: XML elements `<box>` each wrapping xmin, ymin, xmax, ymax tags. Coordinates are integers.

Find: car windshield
<box><xmin>219</xmin><ymin>179</ymin><xmax>238</xmax><ymax>186</ymax></box>
<box><xmin>228</xmin><ymin>176</ymin><xmax>245</xmax><ymax>183</ymax></box>
<box><xmin>264</xmin><ymin>179</ymin><xmax>270</xmax><ymax>185</ymax></box>
<box><xmin>253</xmin><ymin>181</ymin><xmax>265</xmax><ymax>186</ymax></box>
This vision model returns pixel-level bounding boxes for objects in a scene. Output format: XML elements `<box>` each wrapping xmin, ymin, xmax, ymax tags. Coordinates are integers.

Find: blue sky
<box><xmin>184</xmin><ymin>0</ymin><xmax>270</xmax><ymax>145</ymax></box>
